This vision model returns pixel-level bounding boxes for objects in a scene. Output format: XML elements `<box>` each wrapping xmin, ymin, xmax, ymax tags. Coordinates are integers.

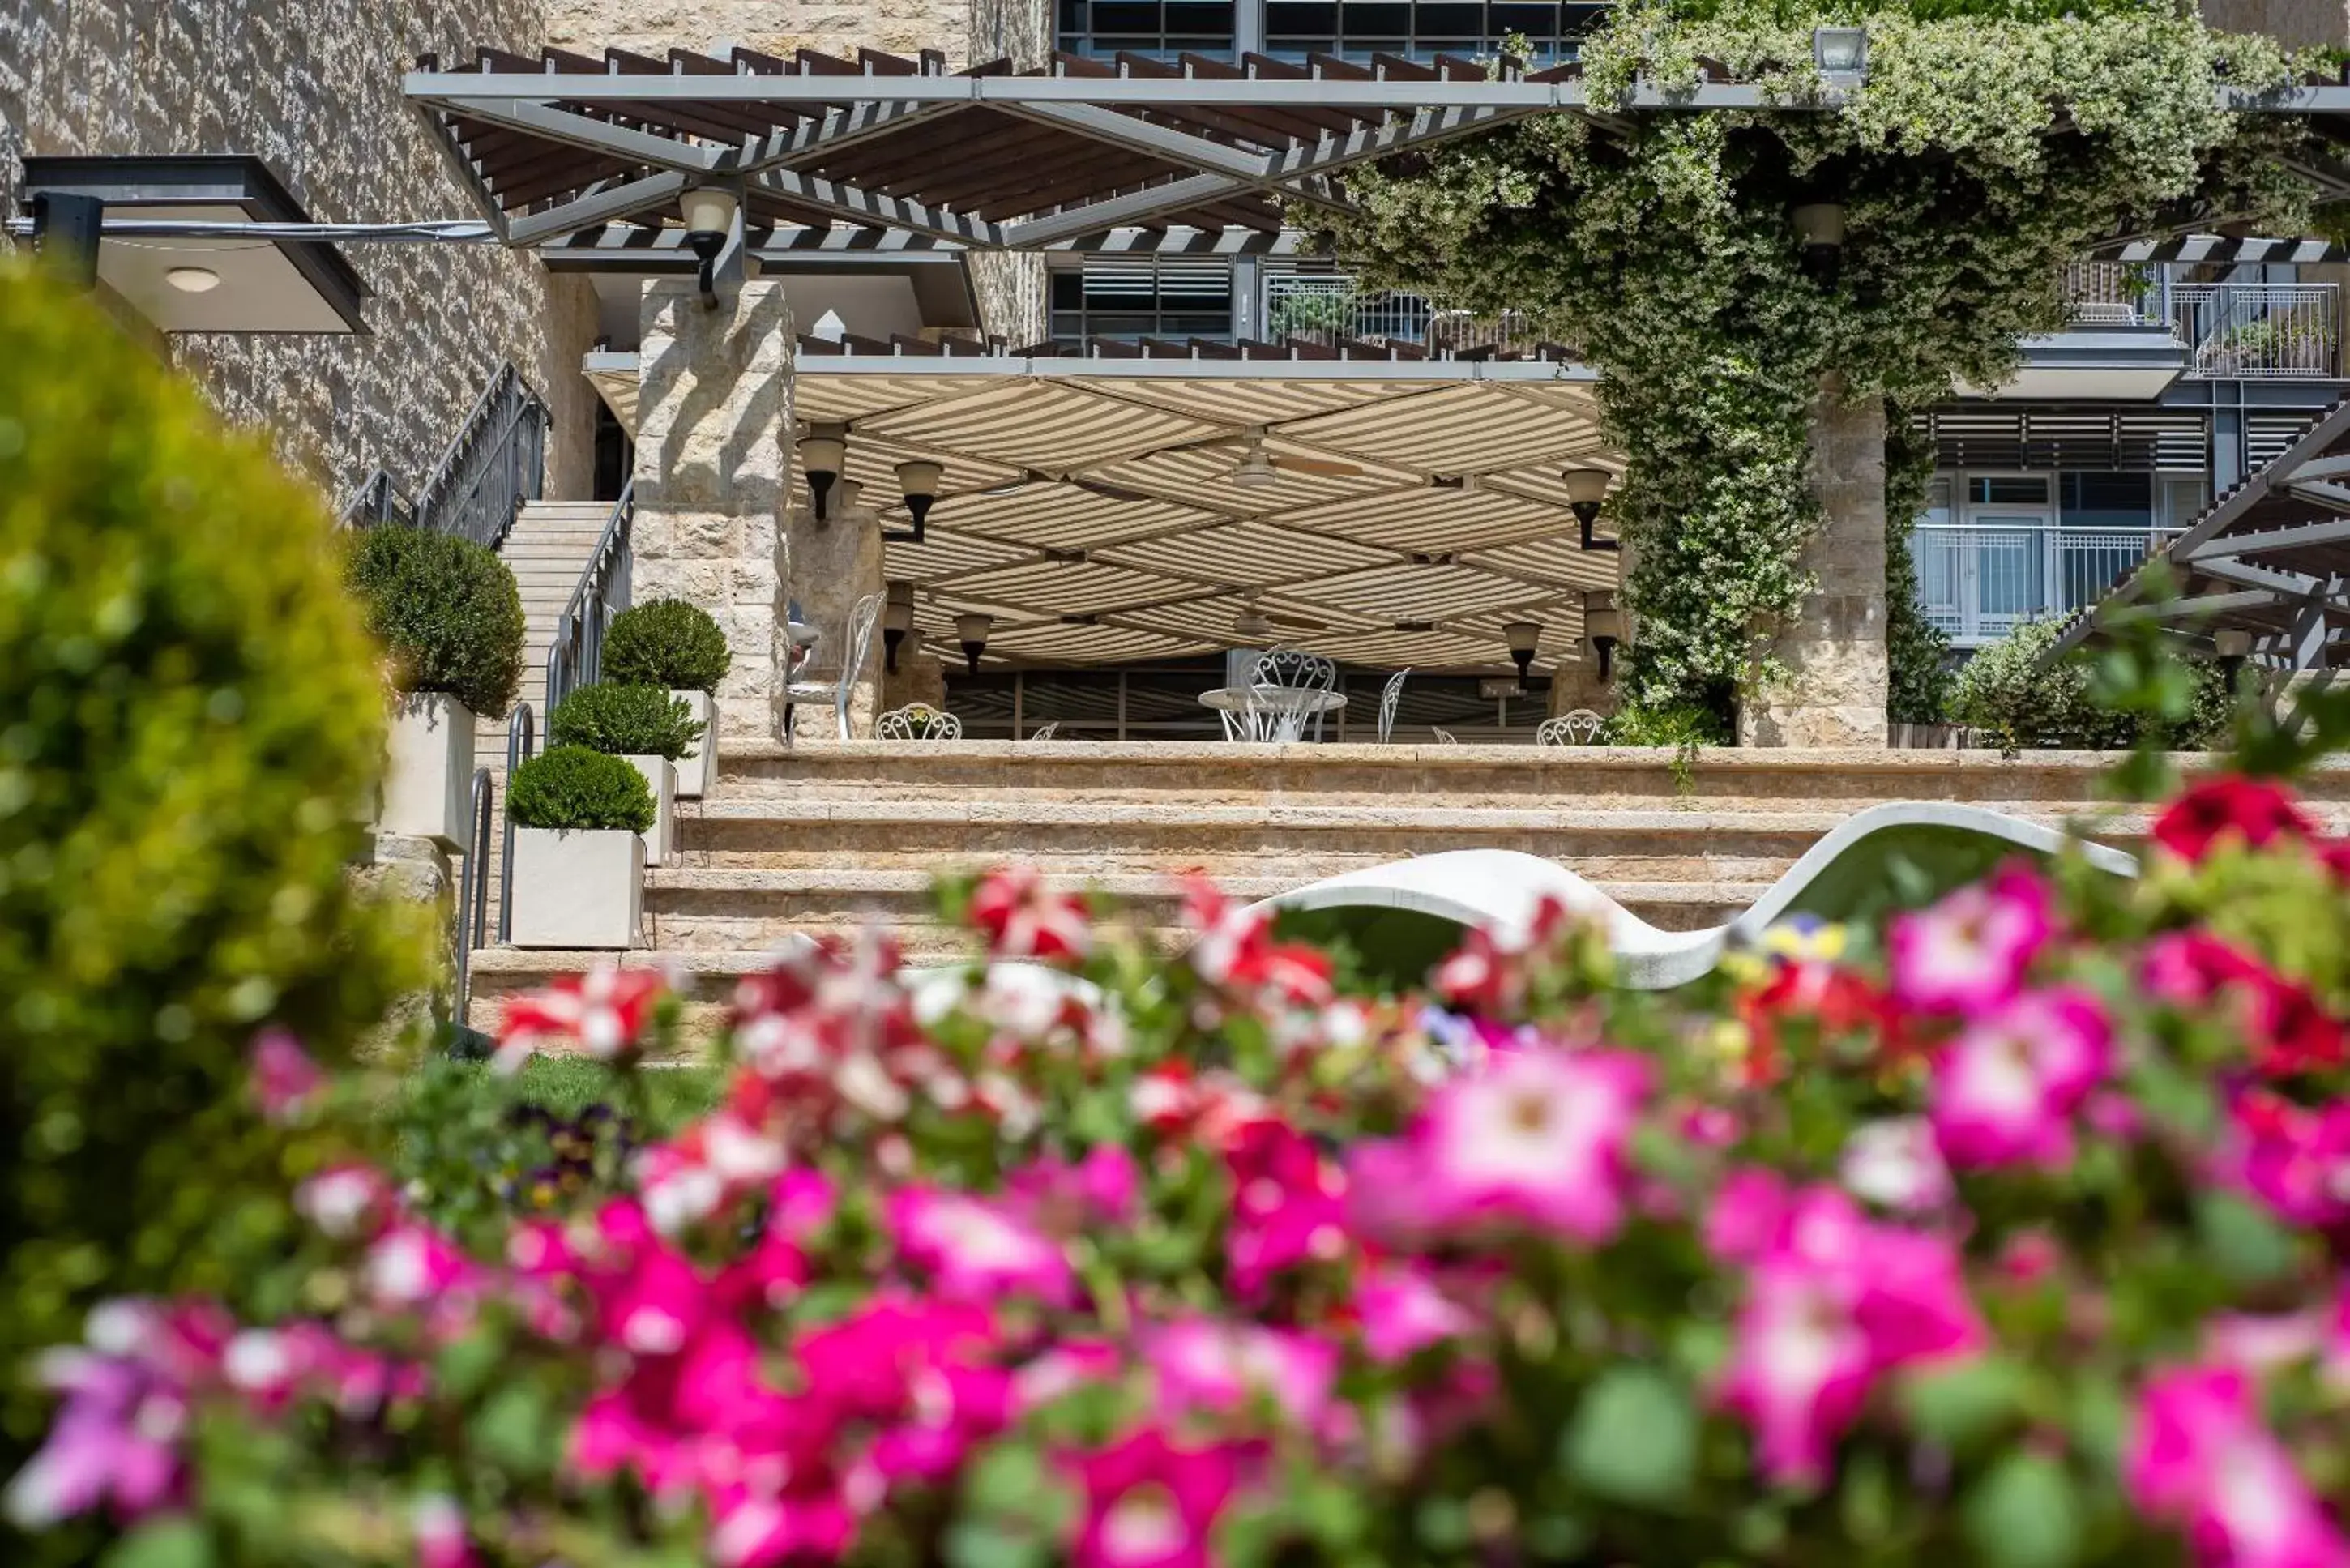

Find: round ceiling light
<box><xmin>165</xmin><ymin>266</ymin><xmax>221</xmax><ymax>294</ymax></box>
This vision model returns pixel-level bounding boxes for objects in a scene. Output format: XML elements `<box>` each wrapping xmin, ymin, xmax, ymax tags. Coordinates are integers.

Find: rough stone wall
<box><xmin>1742</xmin><ymin>385</ymin><xmax>1890</xmax><ymax>749</ymax></box>
<box><xmin>1</xmin><ymin>0</ymin><xmax>600</xmax><ymax>502</ymax></box>
<box><xmin>634</xmin><ymin>280</ymin><xmax>793</xmax><ymax>745</ymax></box>
<box><xmin>549</xmin><ymin>0</ymin><xmax>972</xmax><ymax>65</ymax></box>
<box><xmin>2200</xmin><ymin>0</ymin><xmax>2346</xmax><ymax>48</ymax></box>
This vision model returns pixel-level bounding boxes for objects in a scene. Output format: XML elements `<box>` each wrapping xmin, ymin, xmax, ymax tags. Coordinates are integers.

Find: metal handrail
<box><xmin>498</xmin><ymin>703</ymin><xmax>536</xmax><ymax>945</ymax></box>
<box><xmin>336</xmin><ymin>469</ymin><xmax>415</xmax><ymax>530</ymax></box>
<box><xmin>545</xmin><ymin>481</ymin><xmax>636</xmax><ymax>716</ymax></box>
<box><xmin>453</xmin><ymin>765</ymin><xmax>494</xmax><ymax>1030</ymax></box>
<box><xmin>412</xmin><ymin>361</ymin><xmax>550</xmax><ymax>550</ymax></box>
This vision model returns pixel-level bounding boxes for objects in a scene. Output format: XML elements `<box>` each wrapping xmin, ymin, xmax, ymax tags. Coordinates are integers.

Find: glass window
<box><xmin>1262</xmin><ymin>0</ymin><xmax>1597</xmax><ymax>62</ymax></box>
<box><xmin>1058</xmin><ymin>0</ymin><xmax>1236</xmax><ymax>57</ymax></box>
<box><xmin>2058</xmin><ymin>471</ymin><xmax>2152</xmax><ymax>530</ymax></box>
<box><xmin>1968</xmin><ymin>475</ymin><xmax>2052</xmax><ymax>506</ymax></box>
<box><xmin>1049</xmin><ymin>263</ymin><xmax>1235</xmax><ymax>345</ymax></box>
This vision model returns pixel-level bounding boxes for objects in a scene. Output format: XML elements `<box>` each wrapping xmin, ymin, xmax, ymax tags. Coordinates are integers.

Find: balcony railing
<box><xmin>1261</xmin><ymin>273</ymin><xmax>1531</xmax><ymax>354</ymax></box>
<box><xmin>2062</xmin><ymin>262</ymin><xmax>2162</xmax><ymax>327</ymax></box>
<box><xmin>2168</xmin><ymin>284</ymin><xmax>2339</xmax><ymax>379</ymax></box>
<box><xmin>1914</xmin><ymin>524</ymin><xmax>2178</xmax><ymax>646</ymax></box>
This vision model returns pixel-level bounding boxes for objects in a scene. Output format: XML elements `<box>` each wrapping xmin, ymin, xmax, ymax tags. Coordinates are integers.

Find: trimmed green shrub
<box><xmin>507</xmin><ymin>746</ymin><xmax>657</xmax><ymax>832</ymax></box>
<box><xmin>549</xmin><ymin>681</ymin><xmax>705</xmax><ymax>759</ymax></box>
<box><xmin>344</xmin><ymin>523</ymin><xmax>526</xmax><ymax>717</ymax></box>
<box><xmin>600</xmin><ymin>596</ymin><xmax>731</xmax><ymax>692</ymax></box>
<box><xmin>1600</xmin><ymin>699</ymin><xmax>1732</xmax><ymax>747</ymax></box>
<box><xmin>1952</xmin><ymin>618</ymin><xmax>2231</xmax><ymax>750</ymax></box>
<box><xmin>0</xmin><ymin>268</ymin><xmax>424</xmax><ymax>1483</ymax></box>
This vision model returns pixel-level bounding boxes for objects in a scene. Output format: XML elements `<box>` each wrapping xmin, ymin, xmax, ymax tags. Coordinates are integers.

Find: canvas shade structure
<box><xmin>577</xmin><ymin>331</ymin><xmax>1623</xmax><ymax>670</ymax></box>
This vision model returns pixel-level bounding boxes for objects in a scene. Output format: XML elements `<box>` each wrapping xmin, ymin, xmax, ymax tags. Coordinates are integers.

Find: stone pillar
<box><xmin>782</xmin><ymin>500</ymin><xmax>885</xmax><ymax>740</ymax></box>
<box><xmin>1742</xmin><ymin>382</ymin><xmax>1889</xmax><ymax>748</ymax></box>
<box><xmin>633</xmin><ymin>280</ymin><xmax>792</xmax><ymax>746</ymax></box>
<box><xmin>1548</xmin><ymin>654</ymin><xmax>1618</xmax><ymax>720</ymax></box>
<box><xmin>882</xmin><ymin>643</ymin><xmax>950</xmax><ymax>713</ymax></box>
<box><xmin>350</xmin><ymin>833</ymin><xmax>455</xmax><ymax>1057</ymax></box>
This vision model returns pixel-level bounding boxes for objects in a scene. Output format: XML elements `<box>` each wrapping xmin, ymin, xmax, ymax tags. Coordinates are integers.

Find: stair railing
<box><xmin>453</xmin><ymin>766</ymin><xmax>494</xmax><ymax>1032</ymax></box>
<box><xmin>498</xmin><ymin>703</ymin><xmax>536</xmax><ymax>944</ymax></box>
<box><xmin>412</xmin><ymin>362</ymin><xmax>550</xmax><ymax>551</ymax></box>
<box><xmin>336</xmin><ymin>469</ymin><xmax>415</xmax><ymax>530</ymax></box>
<box><xmin>545</xmin><ymin>481</ymin><xmax>635</xmax><ymax>716</ymax></box>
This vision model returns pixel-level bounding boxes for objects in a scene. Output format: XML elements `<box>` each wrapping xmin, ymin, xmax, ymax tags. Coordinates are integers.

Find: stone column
<box><xmin>782</xmin><ymin>499</ymin><xmax>885</xmax><ymax>740</ymax></box>
<box><xmin>882</xmin><ymin>643</ymin><xmax>950</xmax><ymax>713</ymax></box>
<box><xmin>1742</xmin><ymin>382</ymin><xmax>1889</xmax><ymax>748</ymax></box>
<box><xmin>632</xmin><ymin>280</ymin><xmax>792</xmax><ymax>746</ymax></box>
<box><xmin>1548</xmin><ymin>654</ymin><xmax>1618</xmax><ymax>720</ymax></box>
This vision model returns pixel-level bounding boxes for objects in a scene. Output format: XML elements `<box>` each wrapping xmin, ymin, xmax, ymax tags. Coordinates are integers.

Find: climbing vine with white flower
<box><xmin>1317</xmin><ymin>2</ymin><xmax>2313</xmax><ymax>728</ymax></box>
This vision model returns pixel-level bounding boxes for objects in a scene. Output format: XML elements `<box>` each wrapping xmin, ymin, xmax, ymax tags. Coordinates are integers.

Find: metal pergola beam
<box><xmin>406</xmin><ymin>74</ymin><xmax>1792</xmax><ymax>110</ymax></box>
<box><xmin>2185</xmin><ymin>516</ymin><xmax>2350</xmax><ymax>559</ymax></box>
<box><xmin>751</xmin><ymin>168</ymin><xmax>1006</xmax><ymax>246</ymax></box>
<box><xmin>1003</xmin><ymin>173</ymin><xmax>1251</xmax><ymax>247</ymax></box>
<box><xmin>504</xmin><ymin>169</ymin><xmax>690</xmax><ymax>245</ymax></box>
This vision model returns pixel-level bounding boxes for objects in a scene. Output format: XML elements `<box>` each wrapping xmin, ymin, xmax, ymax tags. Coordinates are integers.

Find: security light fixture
<box><xmin>1504</xmin><ymin>620</ymin><xmax>1541</xmax><ymax>681</ymax></box>
<box><xmin>1794</xmin><ymin>201</ymin><xmax>1846</xmax><ymax>282</ymax></box>
<box><xmin>955</xmin><ymin>612</ymin><xmax>993</xmax><ymax>676</ymax></box>
<box><xmin>887</xmin><ymin>459</ymin><xmax>942</xmax><ymax>545</ymax></box>
<box><xmin>1812</xmin><ymin>26</ymin><xmax>1869</xmax><ymax>84</ymax></box>
<box><xmin>883</xmin><ymin>580</ymin><xmax>916</xmax><ymax>673</ymax></box>
<box><xmin>1561</xmin><ymin>468</ymin><xmax>1619</xmax><ymax>552</ymax></box>
<box><xmin>799</xmin><ymin>425</ymin><xmax>846</xmax><ymax>519</ymax></box>
<box><xmin>1587</xmin><ymin>596</ymin><xmax>1625</xmax><ymax>682</ymax></box>
<box><xmin>681</xmin><ymin>185</ymin><xmax>740</xmax><ymax>310</ymax></box>
<box><xmin>164</xmin><ymin>265</ymin><xmax>220</xmax><ymax>293</ymax></box>
<box><xmin>2215</xmin><ymin>628</ymin><xmax>2254</xmax><ymax>659</ymax></box>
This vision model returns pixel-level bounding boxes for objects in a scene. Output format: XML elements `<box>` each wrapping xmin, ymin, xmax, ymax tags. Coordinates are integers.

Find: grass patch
<box><xmin>394</xmin><ymin>1055</ymin><xmax>725</xmax><ymax>1139</ymax></box>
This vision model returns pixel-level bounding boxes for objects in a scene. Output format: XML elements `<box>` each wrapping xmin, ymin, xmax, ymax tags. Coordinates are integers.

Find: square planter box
<box><xmin>507</xmin><ymin>828</ymin><xmax>643</xmax><ymax>950</ymax></box>
<box><xmin>625</xmin><ymin>755</ymin><xmax>677</xmax><ymax>867</ymax></box>
<box><xmin>378</xmin><ymin>692</ymin><xmax>476</xmax><ymax>854</ymax></box>
<box><xmin>673</xmin><ymin>690</ymin><xmax>717</xmax><ymax>799</ymax></box>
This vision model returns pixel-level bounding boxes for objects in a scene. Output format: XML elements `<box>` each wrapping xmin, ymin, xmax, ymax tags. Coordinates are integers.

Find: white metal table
<box><xmin>1199</xmin><ymin>685</ymin><xmax>1347</xmax><ymax>742</ymax></box>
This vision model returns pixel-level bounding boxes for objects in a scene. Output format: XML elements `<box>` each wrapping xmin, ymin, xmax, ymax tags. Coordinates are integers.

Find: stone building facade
<box><xmin>1</xmin><ymin>0</ymin><xmax>600</xmax><ymax>502</ymax></box>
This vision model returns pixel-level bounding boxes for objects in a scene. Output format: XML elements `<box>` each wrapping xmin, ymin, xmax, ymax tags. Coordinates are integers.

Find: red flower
<box><xmin>2153</xmin><ymin>776</ymin><xmax>2314</xmax><ymax>864</ymax></box>
<box><xmin>1735</xmin><ymin>959</ymin><xmax>1891</xmax><ymax>1086</ymax></box>
<box><xmin>967</xmin><ymin>866</ymin><xmax>1092</xmax><ymax>963</ymax></box>
<box><xmin>495</xmin><ymin>966</ymin><xmax>669</xmax><ymax>1073</ymax></box>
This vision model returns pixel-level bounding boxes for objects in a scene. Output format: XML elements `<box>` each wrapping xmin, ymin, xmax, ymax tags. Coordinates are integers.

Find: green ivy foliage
<box><xmin>0</xmin><ymin>268</ymin><xmax>424</xmax><ymax>1495</ymax></box>
<box><xmin>600</xmin><ymin>596</ymin><xmax>732</xmax><ymax>693</ymax></box>
<box><xmin>548</xmin><ymin>681</ymin><xmax>705</xmax><ymax>760</ymax></box>
<box><xmin>1321</xmin><ymin>1</ymin><xmax>2307</xmax><ymax>729</ymax></box>
<box><xmin>344</xmin><ymin>523</ymin><xmax>526</xmax><ymax>718</ymax></box>
<box><xmin>1884</xmin><ymin>412</ymin><xmax>1955</xmax><ymax>724</ymax></box>
<box><xmin>506</xmin><ymin>746</ymin><xmax>657</xmax><ymax>833</ymax></box>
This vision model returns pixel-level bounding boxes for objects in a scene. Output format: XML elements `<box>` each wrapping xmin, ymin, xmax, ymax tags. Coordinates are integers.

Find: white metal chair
<box><xmin>878</xmin><ymin>703</ymin><xmax>962</xmax><ymax>741</ymax></box>
<box><xmin>1537</xmin><ymin>710</ymin><xmax>1606</xmax><ymax>746</ymax></box>
<box><xmin>1376</xmin><ymin>668</ymin><xmax>1412</xmax><ymax>746</ymax></box>
<box><xmin>1028</xmin><ymin>720</ymin><xmax>1059</xmax><ymax>741</ymax></box>
<box><xmin>783</xmin><ymin>591</ymin><xmax>882</xmax><ymax>742</ymax></box>
<box><xmin>1241</xmin><ymin>647</ymin><xmax>1339</xmax><ymax>743</ymax></box>
<box><xmin>1430</xmin><ymin>727</ymin><xmax>1459</xmax><ymax>746</ymax></box>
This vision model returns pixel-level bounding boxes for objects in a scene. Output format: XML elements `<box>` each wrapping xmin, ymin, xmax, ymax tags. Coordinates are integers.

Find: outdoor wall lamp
<box><xmin>1587</xmin><ymin>597</ymin><xmax>1626</xmax><ymax>682</ymax></box>
<box><xmin>883</xmin><ymin>580</ymin><xmax>916</xmax><ymax>673</ymax></box>
<box><xmin>681</xmin><ymin>185</ymin><xmax>741</xmax><ymax>310</ymax></box>
<box><xmin>887</xmin><ymin>459</ymin><xmax>943</xmax><ymax>544</ymax></box>
<box><xmin>1504</xmin><ymin>620</ymin><xmax>1541</xmax><ymax>681</ymax></box>
<box><xmin>1561</xmin><ymin>468</ymin><xmax>1619</xmax><ymax>552</ymax></box>
<box><xmin>1812</xmin><ymin>26</ymin><xmax>1868</xmax><ymax>86</ymax></box>
<box><xmin>955</xmin><ymin>612</ymin><xmax>993</xmax><ymax>676</ymax></box>
<box><xmin>1793</xmin><ymin>201</ymin><xmax>1846</xmax><ymax>282</ymax></box>
<box><xmin>2215</xmin><ymin>626</ymin><xmax>2254</xmax><ymax>682</ymax></box>
<box><xmin>798</xmin><ymin>424</ymin><xmax>847</xmax><ymax>519</ymax></box>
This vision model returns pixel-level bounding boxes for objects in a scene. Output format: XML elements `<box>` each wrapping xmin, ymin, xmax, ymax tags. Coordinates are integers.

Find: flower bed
<box><xmin>11</xmin><ymin>777</ymin><xmax>2350</xmax><ymax>1568</ymax></box>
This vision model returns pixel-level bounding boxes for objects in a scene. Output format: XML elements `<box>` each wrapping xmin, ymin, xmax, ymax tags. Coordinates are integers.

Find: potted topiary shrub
<box><xmin>547</xmin><ymin>682</ymin><xmax>704</xmax><ymax>867</ymax></box>
<box><xmin>345</xmin><ymin>525</ymin><xmax>525</xmax><ymax>854</ymax></box>
<box><xmin>503</xmin><ymin>746</ymin><xmax>654</xmax><ymax>949</ymax></box>
<box><xmin>600</xmin><ymin>597</ymin><xmax>732</xmax><ymax>799</ymax></box>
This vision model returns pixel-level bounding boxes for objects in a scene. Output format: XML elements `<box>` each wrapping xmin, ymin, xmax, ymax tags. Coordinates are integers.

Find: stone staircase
<box><xmin>463</xmin><ymin>740</ymin><xmax>2350</xmax><ymax>1030</ymax></box>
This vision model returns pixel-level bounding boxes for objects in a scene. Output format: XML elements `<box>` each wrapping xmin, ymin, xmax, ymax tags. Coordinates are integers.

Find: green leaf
<box><xmin>472</xmin><ymin>1383</ymin><xmax>552</xmax><ymax>1473</ymax></box>
<box><xmin>434</xmin><ymin>1326</ymin><xmax>506</xmax><ymax>1402</ymax></box>
<box><xmin>1963</xmin><ymin>1453</ymin><xmax>2080</xmax><ymax>1568</ymax></box>
<box><xmin>1901</xmin><ymin>1357</ymin><xmax>2027</xmax><ymax>1449</ymax></box>
<box><xmin>2196</xmin><ymin>1190</ymin><xmax>2299</xmax><ymax>1286</ymax></box>
<box><xmin>104</xmin><ymin>1519</ymin><xmax>214</xmax><ymax>1568</ymax></box>
<box><xmin>942</xmin><ymin>1522</ymin><xmax>1049</xmax><ymax>1568</ymax></box>
<box><xmin>1561</xmin><ymin>1365</ymin><xmax>1697</xmax><ymax>1509</ymax></box>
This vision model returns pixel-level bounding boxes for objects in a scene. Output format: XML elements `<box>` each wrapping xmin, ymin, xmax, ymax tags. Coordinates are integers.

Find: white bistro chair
<box><xmin>783</xmin><ymin>590</ymin><xmax>882</xmax><ymax>742</ymax></box>
<box><xmin>877</xmin><ymin>703</ymin><xmax>962</xmax><ymax>740</ymax></box>
<box><xmin>1537</xmin><ymin>710</ymin><xmax>1606</xmax><ymax>746</ymax></box>
<box><xmin>1376</xmin><ymin>669</ymin><xmax>1412</xmax><ymax>745</ymax></box>
<box><xmin>1239</xmin><ymin>647</ymin><xmax>1340</xmax><ymax>743</ymax></box>
<box><xmin>1028</xmin><ymin>720</ymin><xmax>1060</xmax><ymax>741</ymax></box>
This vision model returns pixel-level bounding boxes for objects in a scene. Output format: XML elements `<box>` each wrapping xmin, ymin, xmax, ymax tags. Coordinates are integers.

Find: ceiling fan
<box><xmin>1175</xmin><ymin>426</ymin><xmax>1365</xmax><ymax>487</ymax></box>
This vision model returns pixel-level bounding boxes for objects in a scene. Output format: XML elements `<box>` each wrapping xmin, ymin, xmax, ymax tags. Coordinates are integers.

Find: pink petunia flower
<box><xmin>2126</xmin><ymin>1363</ymin><xmax>2350</xmax><ymax>1568</ymax></box>
<box><xmin>1886</xmin><ymin>863</ymin><xmax>2052</xmax><ymax>1014</ymax></box>
<box><xmin>1066</xmin><ymin>1428</ymin><xmax>1242</xmax><ymax>1568</ymax></box>
<box><xmin>412</xmin><ymin>1494</ymin><xmax>477</xmax><ymax>1568</ymax></box>
<box><xmin>1929</xmin><ymin>986</ymin><xmax>2111</xmax><ymax>1170</ymax></box>
<box><xmin>1405</xmin><ymin>1045</ymin><xmax>1651</xmax><ymax>1242</ymax></box>
<box><xmin>249</xmin><ymin>1028</ymin><xmax>326</xmax><ymax>1124</ymax></box>
<box><xmin>1839</xmin><ymin>1117</ymin><xmax>1955</xmax><ymax>1213</ymax></box>
<box><xmin>295</xmin><ymin>1163</ymin><xmax>394</xmax><ymax>1240</ymax></box>
<box><xmin>1352</xmin><ymin>1265</ymin><xmax>1476</xmax><ymax>1364</ymax></box>
<box><xmin>1144</xmin><ymin>1317</ymin><xmax>1338</xmax><ymax>1433</ymax></box>
<box><xmin>887</xmin><ymin>1187</ymin><xmax>1076</xmax><ymax>1305</ymax></box>
<box><xmin>1221</xmin><ymin>1117</ymin><xmax>1351</xmax><ymax>1301</ymax></box>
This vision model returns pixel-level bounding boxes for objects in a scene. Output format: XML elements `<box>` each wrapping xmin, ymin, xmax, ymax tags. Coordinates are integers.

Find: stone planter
<box><xmin>507</xmin><ymin>828</ymin><xmax>643</xmax><ymax>950</ymax></box>
<box><xmin>673</xmin><ymin>690</ymin><xmax>717</xmax><ymax>799</ymax></box>
<box><xmin>378</xmin><ymin>692</ymin><xmax>476</xmax><ymax>854</ymax></box>
<box><xmin>625</xmin><ymin>755</ymin><xmax>677</xmax><ymax>867</ymax></box>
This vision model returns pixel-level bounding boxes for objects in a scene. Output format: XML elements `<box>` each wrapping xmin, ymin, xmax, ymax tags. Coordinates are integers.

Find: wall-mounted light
<box><xmin>1504</xmin><ymin>619</ymin><xmax>1541</xmax><ymax>681</ymax></box>
<box><xmin>955</xmin><ymin>612</ymin><xmax>993</xmax><ymax>676</ymax></box>
<box><xmin>165</xmin><ymin>265</ymin><xmax>221</xmax><ymax>294</ymax></box>
<box><xmin>1586</xmin><ymin>595</ymin><xmax>1625</xmax><ymax>682</ymax></box>
<box><xmin>887</xmin><ymin>459</ymin><xmax>942</xmax><ymax>544</ymax></box>
<box><xmin>1793</xmin><ymin>201</ymin><xmax>1846</xmax><ymax>283</ymax></box>
<box><xmin>883</xmin><ymin>580</ymin><xmax>916</xmax><ymax>673</ymax></box>
<box><xmin>798</xmin><ymin>424</ymin><xmax>846</xmax><ymax>519</ymax></box>
<box><xmin>1561</xmin><ymin>468</ymin><xmax>1619</xmax><ymax>553</ymax></box>
<box><xmin>681</xmin><ymin>186</ymin><xmax>740</xmax><ymax>310</ymax></box>
<box><xmin>1812</xmin><ymin>25</ymin><xmax>1869</xmax><ymax>86</ymax></box>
